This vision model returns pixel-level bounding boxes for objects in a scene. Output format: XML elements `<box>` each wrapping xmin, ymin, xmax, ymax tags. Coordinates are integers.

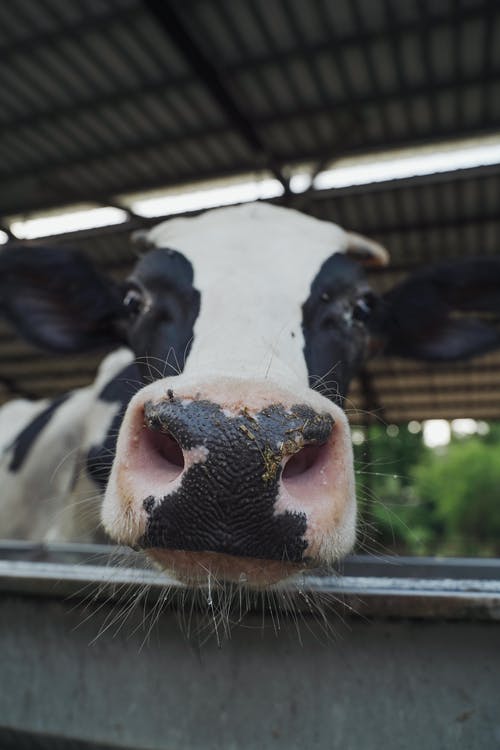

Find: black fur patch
<box><xmin>8</xmin><ymin>393</ymin><xmax>69</xmax><ymax>471</ymax></box>
<box><xmin>125</xmin><ymin>248</ymin><xmax>200</xmax><ymax>382</ymax></box>
<box><xmin>141</xmin><ymin>399</ymin><xmax>333</xmax><ymax>562</ymax></box>
<box><xmin>302</xmin><ymin>254</ymin><xmax>371</xmax><ymax>404</ymax></box>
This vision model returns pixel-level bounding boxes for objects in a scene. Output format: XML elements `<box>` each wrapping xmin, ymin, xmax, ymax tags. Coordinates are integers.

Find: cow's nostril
<box><xmin>150</xmin><ymin>430</ymin><xmax>184</xmax><ymax>468</ymax></box>
<box><xmin>154</xmin><ymin>431</ymin><xmax>184</xmax><ymax>467</ymax></box>
<box><xmin>146</xmin><ymin>429</ymin><xmax>185</xmax><ymax>481</ymax></box>
<box><xmin>282</xmin><ymin>443</ymin><xmax>325</xmax><ymax>480</ymax></box>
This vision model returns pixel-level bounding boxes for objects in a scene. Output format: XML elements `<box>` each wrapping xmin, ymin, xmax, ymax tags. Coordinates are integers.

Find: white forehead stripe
<box><xmin>145</xmin><ymin>203</ymin><xmax>351</xmax><ymax>388</ymax></box>
<box><xmin>147</xmin><ymin>202</ymin><xmax>349</xmax><ymax>252</ymax></box>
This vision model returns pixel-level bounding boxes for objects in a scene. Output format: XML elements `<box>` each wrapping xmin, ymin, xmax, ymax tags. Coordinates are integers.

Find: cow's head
<box><xmin>2</xmin><ymin>203</ymin><xmax>500</xmax><ymax>587</ymax></box>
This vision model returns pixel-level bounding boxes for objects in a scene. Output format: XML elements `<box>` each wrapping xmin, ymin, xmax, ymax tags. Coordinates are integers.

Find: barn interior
<box><xmin>1</xmin><ymin>0</ymin><xmax>499</xmax><ymax>428</ymax></box>
<box><xmin>2</xmin><ymin>6</ymin><xmax>500</xmax><ymax>748</ymax></box>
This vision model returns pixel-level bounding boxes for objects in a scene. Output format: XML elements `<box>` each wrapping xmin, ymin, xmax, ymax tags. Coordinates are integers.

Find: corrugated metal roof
<box><xmin>1</xmin><ymin>0</ymin><xmax>500</xmax><ymax>215</ymax></box>
<box><xmin>1</xmin><ymin>0</ymin><xmax>500</xmax><ymax>422</ymax></box>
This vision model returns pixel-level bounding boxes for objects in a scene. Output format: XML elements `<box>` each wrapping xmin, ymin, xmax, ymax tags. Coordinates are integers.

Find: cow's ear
<box><xmin>376</xmin><ymin>258</ymin><xmax>500</xmax><ymax>361</ymax></box>
<box><xmin>0</xmin><ymin>246</ymin><xmax>125</xmax><ymax>352</ymax></box>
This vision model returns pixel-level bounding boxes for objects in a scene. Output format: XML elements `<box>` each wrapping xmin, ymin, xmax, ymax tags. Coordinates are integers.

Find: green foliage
<box><xmin>353</xmin><ymin>422</ymin><xmax>500</xmax><ymax>557</ymax></box>
<box><xmin>412</xmin><ymin>438</ymin><xmax>500</xmax><ymax>556</ymax></box>
<box><xmin>354</xmin><ymin>424</ymin><xmax>429</xmax><ymax>554</ymax></box>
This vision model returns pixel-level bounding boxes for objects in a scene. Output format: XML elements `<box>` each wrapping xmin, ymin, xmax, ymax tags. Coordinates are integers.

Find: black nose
<box><xmin>140</xmin><ymin>398</ymin><xmax>334</xmax><ymax>562</ymax></box>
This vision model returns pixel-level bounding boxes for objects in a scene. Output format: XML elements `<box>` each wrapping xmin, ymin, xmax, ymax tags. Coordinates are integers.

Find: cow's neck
<box><xmin>0</xmin><ymin>348</ymin><xmax>134</xmax><ymax>542</ymax></box>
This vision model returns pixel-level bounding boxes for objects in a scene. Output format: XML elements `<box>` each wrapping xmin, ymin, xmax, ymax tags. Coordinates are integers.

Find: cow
<box><xmin>1</xmin><ymin>202</ymin><xmax>500</xmax><ymax>588</ymax></box>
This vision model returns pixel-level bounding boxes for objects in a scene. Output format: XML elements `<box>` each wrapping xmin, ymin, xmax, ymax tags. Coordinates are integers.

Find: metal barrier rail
<box><xmin>1</xmin><ymin>543</ymin><xmax>500</xmax><ymax>750</ymax></box>
<box><xmin>1</xmin><ymin>542</ymin><xmax>500</xmax><ymax>620</ymax></box>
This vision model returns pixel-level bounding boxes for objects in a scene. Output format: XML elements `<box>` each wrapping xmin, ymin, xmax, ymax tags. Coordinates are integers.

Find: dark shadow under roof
<box><xmin>1</xmin><ymin>0</ymin><xmax>500</xmax><ymax>423</ymax></box>
<box><xmin>1</xmin><ymin>0</ymin><xmax>500</xmax><ymax>216</ymax></box>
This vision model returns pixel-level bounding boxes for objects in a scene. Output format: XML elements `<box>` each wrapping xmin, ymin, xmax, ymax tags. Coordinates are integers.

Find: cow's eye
<box><xmin>123</xmin><ymin>287</ymin><xmax>144</xmax><ymax>317</ymax></box>
<box><xmin>353</xmin><ymin>292</ymin><xmax>376</xmax><ymax>322</ymax></box>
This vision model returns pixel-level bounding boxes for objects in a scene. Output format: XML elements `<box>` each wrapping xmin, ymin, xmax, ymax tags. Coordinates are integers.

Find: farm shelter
<box><xmin>1</xmin><ymin>0</ymin><xmax>500</xmax><ymax>421</ymax></box>
<box><xmin>1</xmin><ymin>0</ymin><xmax>500</xmax><ymax>748</ymax></box>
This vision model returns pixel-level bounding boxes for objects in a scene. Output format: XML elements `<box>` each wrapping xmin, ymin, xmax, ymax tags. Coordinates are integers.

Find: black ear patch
<box><xmin>302</xmin><ymin>254</ymin><xmax>371</xmax><ymax>403</ymax></box>
<box><xmin>0</xmin><ymin>246</ymin><xmax>124</xmax><ymax>352</ymax></box>
<box><xmin>125</xmin><ymin>247</ymin><xmax>201</xmax><ymax>382</ymax></box>
<box><xmin>141</xmin><ymin>399</ymin><xmax>334</xmax><ymax>562</ymax></box>
<box><xmin>379</xmin><ymin>257</ymin><xmax>500</xmax><ymax>361</ymax></box>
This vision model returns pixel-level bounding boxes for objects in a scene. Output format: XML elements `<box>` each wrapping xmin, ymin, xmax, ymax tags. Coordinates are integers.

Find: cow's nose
<box><xmin>125</xmin><ymin>395</ymin><xmax>334</xmax><ymax>562</ymax></box>
<box><xmin>102</xmin><ymin>376</ymin><xmax>357</xmax><ymax>584</ymax></box>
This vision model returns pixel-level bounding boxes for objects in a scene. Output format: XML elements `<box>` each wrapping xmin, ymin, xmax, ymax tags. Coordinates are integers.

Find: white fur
<box><xmin>0</xmin><ymin>348</ymin><xmax>133</xmax><ymax>541</ymax></box>
<box><xmin>148</xmin><ymin>203</ymin><xmax>350</xmax><ymax>387</ymax></box>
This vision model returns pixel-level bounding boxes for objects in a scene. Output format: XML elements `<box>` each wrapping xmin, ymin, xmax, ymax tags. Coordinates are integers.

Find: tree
<box><xmin>353</xmin><ymin>423</ymin><xmax>429</xmax><ymax>554</ymax></box>
<box><xmin>412</xmin><ymin>438</ymin><xmax>500</xmax><ymax>556</ymax></box>
<box><xmin>353</xmin><ymin>423</ymin><xmax>500</xmax><ymax>557</ymax></box>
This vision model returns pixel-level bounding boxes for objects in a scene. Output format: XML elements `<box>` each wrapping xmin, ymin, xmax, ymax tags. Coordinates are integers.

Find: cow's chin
<box><xmin>146</xmin><ymin>549</ymin><xmax>302</xmax><ymax>588</ymax></box>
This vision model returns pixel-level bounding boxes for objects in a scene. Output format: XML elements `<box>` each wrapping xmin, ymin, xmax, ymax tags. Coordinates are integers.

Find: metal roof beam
<box><xmin>351</xmin><ymin>211</ymin><xmax>500</xmax><ymax>238</ymax></box>
<box><xmin>3</xmin><ymin>129</ymin><xmax>500</xmax><ymax>219</ymax></box>
<box><xmin>1</xmin><ymin>155</ymin><xmax>500</xmax><ymax>223</ymax></box>
<box><xmin>301</xmin><ymin>161</ymin><xmax>500</xmax><ymax>201</ymax></box>
<box><xmin>142</xmin><ymin>0</ymin><xmax>289</xmax><ymax>192</ymax></box>
<box><xmin>97</xmin><ymin>199</ymin><xmax>146</xmax><ymax>224</ymax></box>
<box><xmin>0</xmin><ymin>224</ymin><xmax>15</xmax><ymax>240</ymax></box>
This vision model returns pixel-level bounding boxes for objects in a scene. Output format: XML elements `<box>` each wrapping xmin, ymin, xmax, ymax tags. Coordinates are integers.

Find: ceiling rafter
<box><xmin>143</xmin><ymin>0</ymin><xmax>290</xmax><ymax>192</ymax></box>
<box><xmin>0</xmin><ymin>223</ymin><xmax>15</xmax><ymax>239</ymax></box>
<box><xmin>2</xmin><ymin>145</ymin><xmax>500</xmax><ymax>224</ymax></box>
